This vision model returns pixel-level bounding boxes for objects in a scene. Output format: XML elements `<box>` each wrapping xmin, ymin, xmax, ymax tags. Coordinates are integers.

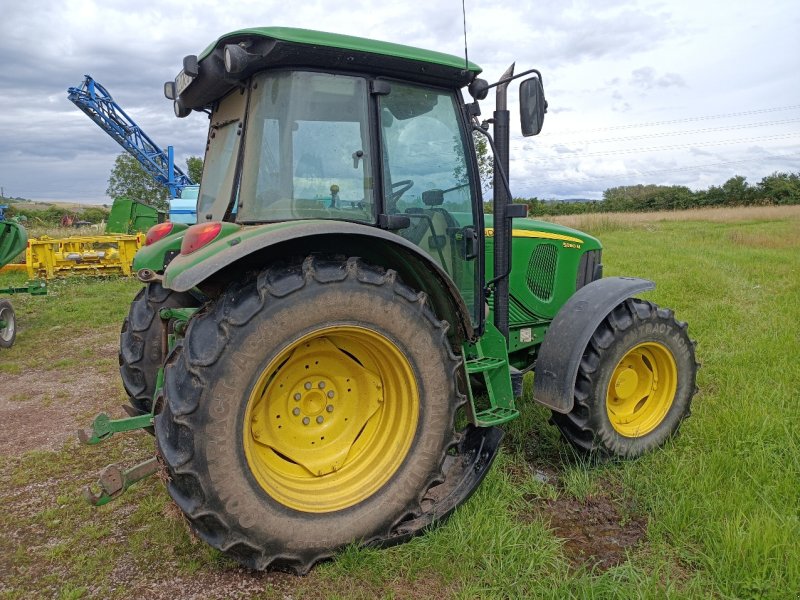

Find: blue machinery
<box><xmin>67</xmin><ymin>76</ymin><xmax>195</xmax><ymax>200</ymax></box>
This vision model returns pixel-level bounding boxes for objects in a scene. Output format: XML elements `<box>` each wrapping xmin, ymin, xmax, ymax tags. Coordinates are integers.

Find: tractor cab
<box><xmin>162</xmin><ymin>27</ymin><xmax>545</xmax><ymax>332</ymax></box>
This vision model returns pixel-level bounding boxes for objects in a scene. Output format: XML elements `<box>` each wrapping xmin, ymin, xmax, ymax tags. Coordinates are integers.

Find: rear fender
<box><xmin>532</xmin><ymin>277</ymin><xmax>655</xmax><ymax>413</ymax></box>
<box><xmin>131</xmin><ymin>225</ymin><xmax>189</xmax><ymax>273</ymax></box>
<box><xmin>161</xmin><ymin>220</ymin><xmax>474</xmax><ymax>342</ymax></box>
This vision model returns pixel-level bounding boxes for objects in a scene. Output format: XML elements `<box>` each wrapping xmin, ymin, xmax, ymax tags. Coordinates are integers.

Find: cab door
<box><xmin>378</xmin><ymin>82</ymin><xmax>483</xmax><ymax>328</ymax></box>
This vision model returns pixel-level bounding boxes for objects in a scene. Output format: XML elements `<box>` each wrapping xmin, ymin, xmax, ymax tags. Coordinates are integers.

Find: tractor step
<box><xmin>474</xmin><ymin>406</ymin><xmax>520</xmax><ymax>426</ymax></box>
<box><xmin>462</xmin><ymin>322</ymin><xmax>518</xmax><ymax>428</ymax></box>
<box><xmin>465</xmin><ymin>356</ymin><xmax>507</xmax><ymax>373</ymax></box>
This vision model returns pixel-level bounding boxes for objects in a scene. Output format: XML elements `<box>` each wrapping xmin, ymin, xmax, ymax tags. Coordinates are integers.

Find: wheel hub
<box><xmin>243</xmin><ymin>325</ymin><xmax>418</xmax><ymax>512</ymax></box>
<box><xmin>250</xmin><ymin>337</ymin><xmax>383</xmax><ymax>476</ymax></box>
<box><xmin>606</xmin><ymin>342</ymin><xmax>678</xmax><ymax>437</ymax></box>
<box><xmin>612</xmin><ymin>367</ymin><xmax>639</xmax><ymax>399</ymax></box>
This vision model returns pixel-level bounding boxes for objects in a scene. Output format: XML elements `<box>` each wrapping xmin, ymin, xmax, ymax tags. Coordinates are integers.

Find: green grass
<box><xmin>0</xmin><ymin>212</ymin><xmax>798</xmax><ymax>598</ymax></box>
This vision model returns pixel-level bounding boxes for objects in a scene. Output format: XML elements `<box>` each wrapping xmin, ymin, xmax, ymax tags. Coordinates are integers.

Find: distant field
<box><xmin>4</xmin><ymin>198</ymin><xmax>108</xmax><ymax>212</ymax></box>
<box><xmin>546</xmin><ymin>204</ymin><xmax>800</xmax><ymax>232</ymax></box>
<box><xmin>0</xmin><ymin>206</ymin><xmax>797</xmax><ymax>598</ymax></box>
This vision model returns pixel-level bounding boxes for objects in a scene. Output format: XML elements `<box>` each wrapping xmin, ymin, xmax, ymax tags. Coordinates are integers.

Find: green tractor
<box><xmin>93</xmin><ymin>27</ymin><xmax>698</xmax><ymax>573</ymax></box>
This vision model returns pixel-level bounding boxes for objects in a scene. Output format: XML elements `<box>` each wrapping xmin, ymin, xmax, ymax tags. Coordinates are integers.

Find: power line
<box><xmin>526</xmin><ymin>152</ymin><xmax>800</xmax><ymax>184</ymax></box>
<box><xmin>521</xmin><ymin>132</ymin><xmax>800</xmax><ymax>160</ymax></box>
<box><xmin>512</xmin><ymin>118</ymin><xmax>800</xmax><ymax>147</ymax></box>
<box><xmin>551</xmin><ymin>105</ymin><xmax>800</xmax><ymax>135</ymax></box>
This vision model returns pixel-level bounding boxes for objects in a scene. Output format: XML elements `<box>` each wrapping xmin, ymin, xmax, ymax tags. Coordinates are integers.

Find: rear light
<box><xmin>181</xmin><ymin>222</ymin><xmax>223</xmax><ymax>255</ymax></box>
<box><xmin>145</xmin><ymin>222</ymin><xmax>174</xmax><ymax>246</ymax></box>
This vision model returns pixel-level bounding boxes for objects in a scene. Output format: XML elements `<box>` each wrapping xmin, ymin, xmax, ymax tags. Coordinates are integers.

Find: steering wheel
<box><xmin>388</xmin><ymin>179</ymin><xmax>414</xmax><ymax>205</ymax></box>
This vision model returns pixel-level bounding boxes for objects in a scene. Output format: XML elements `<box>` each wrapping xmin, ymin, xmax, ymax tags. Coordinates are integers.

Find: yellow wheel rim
<box><xmin>606</xmin><ymin>342</ymin><xmax>678</xmax><ymax>437</ymax></box>
<box><xmin>243</xmin><ymin>326</ymin><xmax>419</xmax><ymax>513</ymax></box>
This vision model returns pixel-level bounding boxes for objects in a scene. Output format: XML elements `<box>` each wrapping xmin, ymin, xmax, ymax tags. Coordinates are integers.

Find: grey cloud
<box><xmin>630</xmin><ymin>67</ymin><xmax>686</xmax><ymax>90</ymax></box>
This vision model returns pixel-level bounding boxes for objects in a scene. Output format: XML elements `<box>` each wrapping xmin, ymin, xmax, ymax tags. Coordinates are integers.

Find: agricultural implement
<box><xmin>0</xmin><ymin>219</ymin><xmax>47</xmax><ymax>347</ymax></box>
<box><xmin>82</xmin><ymin>28</ymin><xmax>698</xmax><ymax>573</ymax></box>
<box><xmin>25</xmin><ymin>231</ymin><xmax>144</xmax><ymax>279</ymax></box>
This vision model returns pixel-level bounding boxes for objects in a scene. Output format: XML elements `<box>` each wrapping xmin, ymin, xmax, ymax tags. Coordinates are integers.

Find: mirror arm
<box><xmin>485</xmin><ymin>68</ymin><xmax>544</xmax><ymax>91</ymax></box>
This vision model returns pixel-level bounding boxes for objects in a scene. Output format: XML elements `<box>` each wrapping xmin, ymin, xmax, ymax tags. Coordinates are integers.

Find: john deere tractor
<box><xmin>85</xmin><ymin>27</ymin><xmax>698</xmax><ymax>573</ymax></box>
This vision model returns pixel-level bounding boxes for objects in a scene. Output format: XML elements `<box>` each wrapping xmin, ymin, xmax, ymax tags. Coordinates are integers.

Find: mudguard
<box><xmin>161</xmin><ymin>219</ymin><xmax>475</xmax><ymax>341</ymax></box>
<box><xmin>533</xmin><ymin>276</ymin><xmax>655</xmax><ymax>413</ymax></box>
<box><xmin>374</xmin><ymin>424</ymin><xmax>503</xmax><ymax>548</ymax></box>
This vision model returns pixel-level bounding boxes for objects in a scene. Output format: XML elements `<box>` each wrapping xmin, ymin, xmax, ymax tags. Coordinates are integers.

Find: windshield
<box><xmin>237</xmin><ymin>71</ymin><xmax>374</xmax><ymax>223</ymax></box>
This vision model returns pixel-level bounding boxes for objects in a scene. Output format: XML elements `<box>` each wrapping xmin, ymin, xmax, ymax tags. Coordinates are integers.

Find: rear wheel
<box><xmin>156</xmin><ymin>256</ymin><xmax>462</xmax><ymax>572</ymax></box>
<box><xmin>551</xmin><ymin>298</ymin><xmax>698</xmax><ymax>458</ymax></box>
<box><xmin>119</xmin><ymin>283</ymin><xmax>200</xmax><ymax>413</ymax></box>
<box><xmin>0</xmin><ymin>299</ymin><xmax>16</xmax><ymax>348</ymax></box>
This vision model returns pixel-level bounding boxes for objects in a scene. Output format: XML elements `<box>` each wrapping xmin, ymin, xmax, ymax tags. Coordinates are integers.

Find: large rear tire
<box><xmin>119</xmin><ymin>283</ymin><xmax>200</xmax><ymax>413</ymax></box>
<box><xmin>156</xmin><ymin>256</ymin><xmax>462</xmax><ymax>573</ymax></box>
<box><xmin>551</xmin><ymin>298</ymin><xmax>698</xmax><ymax>458</ymax></box>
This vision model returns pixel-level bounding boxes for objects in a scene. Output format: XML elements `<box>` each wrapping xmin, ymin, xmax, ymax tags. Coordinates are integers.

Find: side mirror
<box><xmin>519</xmin><ymin>77</ymin><xmax>547</xmax><ymax>137</ymax></box>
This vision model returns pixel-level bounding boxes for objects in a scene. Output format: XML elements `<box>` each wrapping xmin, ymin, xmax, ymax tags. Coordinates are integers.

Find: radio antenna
<box><xmin>461</xmin><ymin>0</ymin><xmax>469</xmax><ymax>71</ymax></box>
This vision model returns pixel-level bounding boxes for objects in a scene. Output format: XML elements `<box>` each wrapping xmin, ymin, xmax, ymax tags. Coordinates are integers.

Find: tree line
<box><xmin>486</xmin><ymin>172</ymin><xmax>800</xmax><ymax>216</ymax></box>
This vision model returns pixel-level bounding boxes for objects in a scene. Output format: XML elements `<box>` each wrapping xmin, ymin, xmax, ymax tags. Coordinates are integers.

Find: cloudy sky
<box><xmin>0</xmin><ymin>0</ymin><xmax>798</xmax><ymax>203</ymax></box>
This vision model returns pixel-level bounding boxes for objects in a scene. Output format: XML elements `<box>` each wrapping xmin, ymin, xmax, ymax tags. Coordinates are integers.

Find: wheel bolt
<box><xmin>294</xmin><ymin>393</ymin><xmax>301</xmax><ymax>401</ymax></box>
<box><xmin>304</xmin><ymin>382</ymin><xmax>312</xmax><ymax>390</ymax></box>
<box><xmin>326</xmin><ymin>404</ymin><xmax>334</xmax><ymax>413</ymax></box>
<box><xmin>327</xmin><ymin>391</ymin><xmax>334</xmax><ymax>398</ymax></box>
<box><xmin>293</xmin><ymin>407</ymin><xmax>301</xmax><ymax>416</ymax></box>
<box><xmin>318</xmin><ymin>381</ymin><xmax>326</xmax><ymax>389</ymax></box>
<box><xmin>302</xmin><ymin>417</ymin><xmax>310</xmax><ymax>425</ymax></box>
<box><xmin>316</xmin><ymin>416</ymin><xmax>324</xmax><ymax>424</ymax></box>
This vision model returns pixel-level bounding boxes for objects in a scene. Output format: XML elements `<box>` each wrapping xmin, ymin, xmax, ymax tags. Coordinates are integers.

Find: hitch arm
<box><xmin>77</xmin><ymin>412</ymin><xmax>153</xmax><ymax>445</ymax></box>
<box><xmin>83</xmin><ymin>458</ymin><xmax>160</xmax><ymax>506</ymax></box>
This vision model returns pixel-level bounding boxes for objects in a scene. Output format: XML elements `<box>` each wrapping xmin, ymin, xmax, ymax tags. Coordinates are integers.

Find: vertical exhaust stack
<box><xmin>492</xmin><ymin>63</ymin><xmax>514</xmax><ymax>339</ymax></box>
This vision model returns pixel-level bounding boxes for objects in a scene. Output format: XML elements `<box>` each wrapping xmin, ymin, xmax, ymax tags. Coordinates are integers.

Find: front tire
<box><xmin>552</xmin><ymin>298</ymin><xmax>698</xmax><ymax>458</ymax></box>
<box><xmin>156</xmin><ymin>256</ymin><xmax>462</xmax><ymax>573</ymax></box>
<box><xmin>0</xmin><ymin>299</ymin><xmax>16</xmax><ymax>348</ymax></box>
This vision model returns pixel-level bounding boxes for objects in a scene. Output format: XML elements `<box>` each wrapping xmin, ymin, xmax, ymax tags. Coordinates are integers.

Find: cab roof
<box><xmin>177</xmin><ymin>27</ymin><xmax>482</xmax><ymax>111</ymax></box>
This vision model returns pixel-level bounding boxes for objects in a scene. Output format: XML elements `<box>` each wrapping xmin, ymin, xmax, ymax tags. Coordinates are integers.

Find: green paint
<box><xmin>463</xmin><ymin>322</ymin><xmax>519</xmax><ymax>426</ymax></box>
<box><xmin>160</xmin><ymin>220</ymin><xmax>306</xmax><ymax>289</ymax></box>
<box><xmin>200</xmin><ymin>27</ymin><xmax>481</xmax><ymax>74</ymax></box>
<box><xmin>105</xmin><ymin>197</ymin><xmax>162</xmax><ymax>234</ymax></box>
<box><xmin>0</xmin><ymin>220</ymin><xmax>27</xmax><ymax>269</ymax></box>
<box><xmin>131</xmin><ymin>224</ymin><xmax>188</xmax><ymax>272</ymax></box>
<box><xmin>0</xmin><ymin>279</ymin><xmax>47</xmax><ymax>296</ymax></box>
<box><xmin>79</xmin><ymin>413</ymin><xmax>153</xmax><ymax>445</ymax></box>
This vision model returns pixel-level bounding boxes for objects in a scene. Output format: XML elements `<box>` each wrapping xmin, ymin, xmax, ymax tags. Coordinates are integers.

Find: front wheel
<box><xmin>552</xmin><ymin>298</ymin><xmax>698</xmax><ymax>458</ymax></box>
<box><xmin>0</xmin><ymin>299</ymin><xmax>16</xmax><ymax>348</ymax></box>
<box><xmin>156</xmin><ymin>256</ymin><xmax>462</xmax><ymax>573</ymax></box>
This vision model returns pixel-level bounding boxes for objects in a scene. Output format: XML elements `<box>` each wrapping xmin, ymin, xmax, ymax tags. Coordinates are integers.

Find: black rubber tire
<box><xmin>119</xmin><ymin>283</ymin><xmax>201</xmax><ymax>414</ymax></box>
<box><xmin>156</xmin><ymin>256</ymin><xmax>463</xmax><ymax>573</ymax></box>
<box><xmin>551</xmin><ymin>298</ymin><xmax>698</xmax><ymax>458</ymax></box>
<box><xmin>0</xmin><ymin>299</ymin><xmax>16</xmax><ymax>348</ymax></box>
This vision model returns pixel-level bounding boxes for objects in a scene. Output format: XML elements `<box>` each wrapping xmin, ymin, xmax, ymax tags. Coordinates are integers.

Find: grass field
<box><xmin>0</xmin><ymin>206</ymin><xmax>797</xmax><ymax>599</ymax></box>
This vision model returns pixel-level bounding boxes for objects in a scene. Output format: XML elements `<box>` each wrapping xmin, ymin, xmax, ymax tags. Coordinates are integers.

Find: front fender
<box><xmin>532</xmin><ymin>276</ymin><xmax>655</xmax><ymax>413</ymax></box>
<box><xmin>162</xmin><ymin>220</ymin><xmax>474</xmax><ymax>342</ymax></box>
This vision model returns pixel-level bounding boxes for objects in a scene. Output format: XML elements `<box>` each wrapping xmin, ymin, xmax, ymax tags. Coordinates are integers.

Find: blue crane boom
<box><xmin>67</xmin><ymin>75</ymin><xmax>194</xmax><ymax>199</ymax></box>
